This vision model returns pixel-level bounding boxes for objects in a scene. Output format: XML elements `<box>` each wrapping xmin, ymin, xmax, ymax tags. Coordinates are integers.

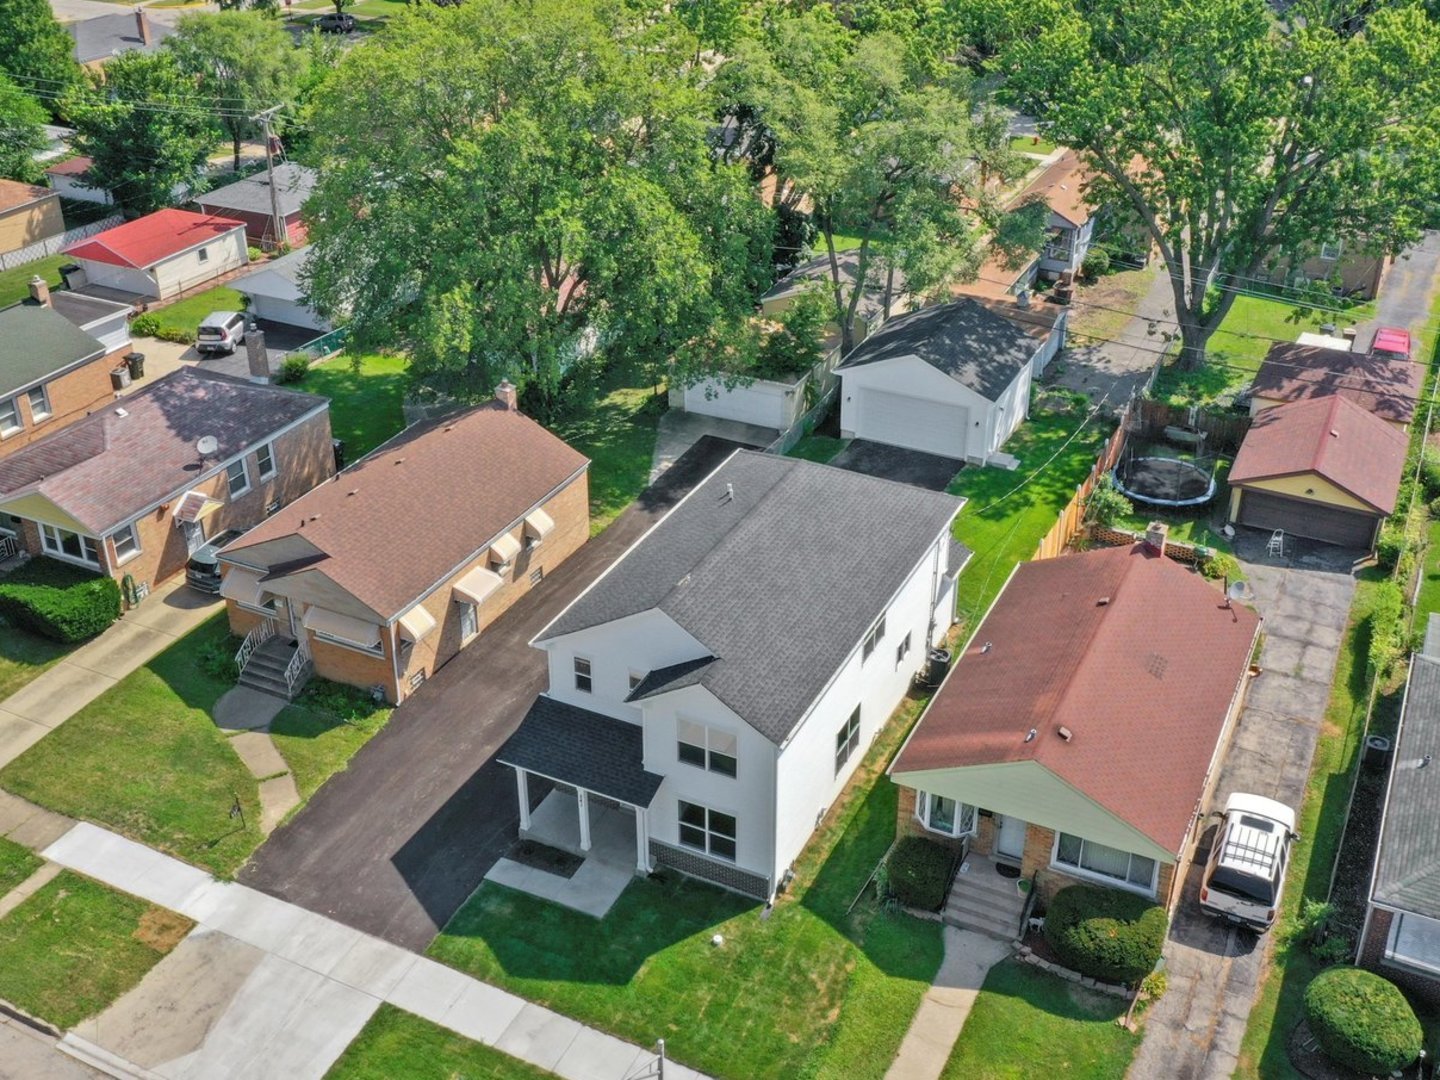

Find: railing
<box><xmin>235</xmin><ymin>617</ymin><xmax>276</xmax><ymax>675</ymax></box>
<box><xmin>282</xmin><ymin>636</ymin><xmax>310</xmax><ymax>696</ymax></box>
<box><xmin>289</xmin><ymin>326</ymin><xmax>350</xmax><ymax>363</ymax></box>
<box><xmin>1017</xmin><ymin>870</ymin><xmax>1041</xmax><ymax>939</ymax></box>
<box><xmin>0</xmin><ymin>535</ymin><xmax>17</xmax><ymax>561</ymax></box>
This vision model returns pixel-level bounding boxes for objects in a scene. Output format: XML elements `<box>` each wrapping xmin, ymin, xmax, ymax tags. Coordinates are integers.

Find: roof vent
<box><xmin>1421</xmin><ymin>754</ymin><xmax>1433</xmax><ymax>770</ymax></box>
<box><xmin>1330</xmin><ymin>429</ymin><xmax>1339</xmax><ymax>438</ymax></box>
<box><xmin>347</xmin><ymin>489</ymin><xmax>358</xmax><ymax>497</ymax></box>
<box><xmin>394</xmin><ymin>458</ymin><xmax>404</xmax><ymax>465</ymax></box>
<box><xmin>114</xmin><ymin>407</ymin><xmax>128</xmax><ymax>418</ymax></box>
<box><xmin>1058</xmin><ymin>725</ymin><xmax>1073</xmax><ymax>742</ymax></box>
<box><xmin>721</xmin><ymin>482</ymin><xmax>735</xmax><ymax>502</ymax></box>
<box><xmin>981</xmin><ymin>641</ymin><xmax>993</xmax><ymax>653</ymax></box>
<box><xmin>1024</xmin><ymin>727</ymin><xmax>1037</xmax><ymax>743</ymax></box>
<box><xmin>308</xmin><ymin>514</ymin><xmax>321</xmax><ymax>522</ymax></box>
<box><xmin>1096</xmin><ymin>596</ymin><xmax>1110</xmax><ymax>606</ymax></box>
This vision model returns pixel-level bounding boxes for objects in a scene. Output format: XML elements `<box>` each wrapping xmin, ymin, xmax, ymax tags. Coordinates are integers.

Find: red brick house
<box><xmin>191</xmin><ymin>163</ymin><xmax>315</xmax><ymax>249</ymax></box>
<box><xmin>217</xmin><ymin>384</ymin><xmax>590</xmax><ymax>703</ymax></box>
<box><xmin>0</xmin><ymin>368</ymin><xmax>333</xmax><ymax>592</ymax></box>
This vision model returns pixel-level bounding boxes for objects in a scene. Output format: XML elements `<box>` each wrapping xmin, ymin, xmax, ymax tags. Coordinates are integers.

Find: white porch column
<box><xmin>634</xmin><ymin>808</ymin><xmax>650</xmax><ymax>873</ymax></box>
<box><xmin>515</xmin><ymin>769</ymin><xmax>531</xmax><ymax>831</ymax></box>
<box><xmin>577</xmin><ymin>788</ymin><xmax>592</xmax><ymax>852</ymax></box>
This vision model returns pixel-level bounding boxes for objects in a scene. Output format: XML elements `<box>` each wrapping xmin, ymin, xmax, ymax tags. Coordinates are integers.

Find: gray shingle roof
<box><xmin>498</xmin><ymin>696</ymin><xmax>664</xmax><ymax>807</ymax></box>
<box><xmin>763</xmin><ymin>252</ymin><xmax>906</xmax><ymax>330</ymax></box>
<box><xmin>540</xmin><ymin>450</ymin><xmax>964</xmax><ymax>744</ymax></box>
<box><xmin>0</xmin><ymin>302</ymin><xmax>105</xmax><ymax>399</ymax></box>
<box><xmin>195</xmin><ymin>164</ymin><xmax>315</xmax><ymax>219</ymax></box>
<box><xmin>67</xmin><ymin>13</ymin><xmax>173</xmax><ymax>64</ymax></box>
<box><xmin>1373</xmin><ymin>654</ymin><xmax>1440</xmax><ymax>918</ymax></box>
<box><xmin>837</xmin><ymin>298</ymin><xmax>1038</xmax><ymax>401</ymax></box>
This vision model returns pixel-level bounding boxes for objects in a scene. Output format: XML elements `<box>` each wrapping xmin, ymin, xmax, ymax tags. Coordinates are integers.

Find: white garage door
<box><xmin>248</xmin><ymin>295</ymin><xmax>328</xmax><ymax>332</ymax></box>
<box><xmin>858</xmin><ymin>388</ymin><xmax>968</xmax><ymax>460</ymax></box>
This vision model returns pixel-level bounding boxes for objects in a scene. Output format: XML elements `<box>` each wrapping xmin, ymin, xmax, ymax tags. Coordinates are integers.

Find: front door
<box><xmin>995</xmin><ymin>814</ymin><xmax>1027</xmax><ymax>861</ymax></box>
<box><xmin>182</xmin><ymin>521</ymin><xmax>205</xmax><ymax>555</ymax></box>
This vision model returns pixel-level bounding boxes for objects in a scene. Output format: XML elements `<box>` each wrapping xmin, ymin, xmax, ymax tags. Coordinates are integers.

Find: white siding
<box><xmin>246</xmin><ymin>293</ymin><xmax>329</xmax><ymax>332</ymax></box>
<box><xmin>682</xmin><ymin>376</ymin><xmax>799</xmax><ymax>430</ymax></box>
<box><xmin>77</xmin><ymin>260</ymin><xmax>158</xmax><ymax>298</ymax></box>
<box><xmin>149</xmin><ymin>227</ymin><xmax>248</xmax><ymax>299</ymax></box>
<box><xmin>985</xmin><ymin>361</ymin><xmax>1032</xmax><ymax>455</ymax></box>
<box><xmin>49</xmin><ymin>172</ymin><xmax>111</xmax><ymax>205</ymax></box>
<box><xmin>83</xmin><ymin>311</ymin><xmax>131</xmax><ymax>354</ymax></box>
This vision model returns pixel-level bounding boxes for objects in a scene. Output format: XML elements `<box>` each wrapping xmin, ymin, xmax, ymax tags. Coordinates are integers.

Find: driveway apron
<box><xmin>238</xmin><ymin>437</ymin><xmax>749</xmax><ymax>951</ymax></box>
<box><xmin>1128</xmin><ymin>533</ymin><xmax>1357</xmax><ymax>1080</ymax></box>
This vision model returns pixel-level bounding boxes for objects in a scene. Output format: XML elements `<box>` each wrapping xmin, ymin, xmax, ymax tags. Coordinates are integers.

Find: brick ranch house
<box><xmin>0</xmin><ymin>368</ymin><xmax>333</xmax><ymax>593</ymax></box>
<box><xmin>216</xmin><ymin>384</ymin><xmax>590</xmax><ymax>704</ymax></box>
<box><xmin>890</xmin><ymin>540</ymin><xmax>1260</xmax><ymax>931</ymax></box>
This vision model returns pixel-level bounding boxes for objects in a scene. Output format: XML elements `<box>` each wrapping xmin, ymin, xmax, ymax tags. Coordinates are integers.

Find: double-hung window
<box><xmin>39</xmin><ymin>524</ymin><xmax>99</xmax><ymax>566</ymax></box>
<box><xmin>0</xmin><ymin>397</ymin><xmax>20</xmax><ymax>437</ymax></box>
<box><xmin>26</xmin><ymin>386</ymin><xmax>50</xmax><ymax>422</ymax></box>
<box><xmin>255</xmin><ymin>441</ymin><xmax>276</xmax><ymax>480</ymax></box>
<box><xmin>862</xmin><ymin>615</ymin><xmax>886</xmax><ymax>662</ymax></box>
<box><xmin>914</xmin><ymin>791</ymin><xmax>976</xmax><ymax>838</ymax></box>
<box><xmin>677</xmin><ymin>719</ymin><xmax>737</xmax><ymax>777</ymax></box>
<box><xmin>895</xmin><ymin>631</ymin><xmax>913</xmax><ymax>667</ymax></box>
<box><xmin>834</xmin><ymin>706</ymin><xmax>861</xmax><ymax>775</ymax></box>
<box><xmin>1053</xmin><ymin>832</ymin><xmax>1156</xmax><ymax>893</ymax></box>
<box><xmin>573</xmin><ymin>656</ymin><xmax>593</xmax><ymax>693</ymax></box>
<box><xmin>226</xmin><ymin>459</ymin><xmax>250</xmax><ymax>498</ymax></box>
<box><xmin>1319</xmin><ymin>239</ymin><xmax>1343</xmax><ymax>261</ymax></box>
<box><xmin>110</xmin><ymin>522</ymin><xmax>141</xmax><ymax>563</ymax></box>
<box><xmin>678</xmin><ymin>801</ymin><xmax>737</xmax><ymax>861</ymax></box>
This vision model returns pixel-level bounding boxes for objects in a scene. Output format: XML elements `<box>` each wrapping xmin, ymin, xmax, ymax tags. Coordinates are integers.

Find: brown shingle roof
<box><xmin>1230</xmin><ymin>395</ymin><xmax>1408</xmax><ymax>514</ymax></box>
<box><xmin>0</xmin><ymin>368</ymin><xmax>329</xmax><ymax>534</ymax></box>
<box><xmin>1252</xmin><ymin>341</ymin><xmax>1422</xmax><ymax>423</ymax></box>
<box><xmin>223</xmin><ymin>403</ymin><xmax>589</xmax><ymax>620</ymax></box>
<box><xmin>0</xmin><ymin>180</ymin><xmax>55</xmax><ymax>214</ymax></box>
<box><xmin>1010</xmin><ymin>150</ymin><xmax>1093</xmax><ymax>227</ymax></box>
<box><xmin>892</xmin><ymin>545</ymin><xmax>1260</xmax><ymax>853</ymax></box>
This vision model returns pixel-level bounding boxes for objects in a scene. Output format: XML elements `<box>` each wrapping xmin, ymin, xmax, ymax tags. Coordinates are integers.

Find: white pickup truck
<box><xmin>1198</xmin><ymin>793</ymin><xmax>1297</xmax><ymax>933</ymax></box>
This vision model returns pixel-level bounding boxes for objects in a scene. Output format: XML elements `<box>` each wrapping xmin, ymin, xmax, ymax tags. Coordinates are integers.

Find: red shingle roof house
<box><xmin>216</xmin><ymin>384</ymin><xmax>590</xmax><ymax>704</ymax></box>
<box><xmin>890</xmin><ymin>543</ymin><xmax>1260</xmax><ymax>930</ymax></box>
<box><xmin>64</xmin><ymin>209</ymin><xmax>248</xmax><ymax>300</ymax></box>
<box><xmin>1227</xmin><ymin>394</ymin><xmax>1407</xmax><ymax>550</ymax></box>
<box><xmin>1249</xmin><ymin>341</ymin><xmax>1423</xmax><ymax>428</ymax></box>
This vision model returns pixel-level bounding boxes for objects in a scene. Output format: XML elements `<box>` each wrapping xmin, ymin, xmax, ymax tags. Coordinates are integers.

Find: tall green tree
<box><xmin>167</xmin><ymin>11</ymin><xmax>303</xmax><ymax>171</ymax></box>
<box><xmin>302</xmin><ymin>0</ymin><xmax>773</xmax><ymax>408</ymax></box>
<box><xmin>961</xmin><ymin>0</ymin><xmax>1440</xmax><ymax>368</ymax></box>
<box><xmin>66</xmin><ymin>52</ymin><xmax>218</xmax><ymax>216</ymax></box>
<box><xmin>0</xmin><ymin>0</ymin><xmax>83</xmax><ymax>111</ymax></box>
<box><xmin>0</xmin><ymin>73</ymin><xmax>50</xmax><ymax>183</ymax></box>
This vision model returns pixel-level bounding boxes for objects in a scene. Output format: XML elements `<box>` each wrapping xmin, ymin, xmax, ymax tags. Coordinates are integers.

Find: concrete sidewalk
<box><xmin>44</xmin><ymin>822</ymin><xmax>704</xmax><ymax>1080</ymax></box>
<box><xmin>886</xmin><ymin>928</ymin><xmax>1011</xmax><ymax>1080</ymax></box>
<box><xmin>0</xmin><ymin>578</ymin><xmax>220</xmax><ymax>770</ymax></box>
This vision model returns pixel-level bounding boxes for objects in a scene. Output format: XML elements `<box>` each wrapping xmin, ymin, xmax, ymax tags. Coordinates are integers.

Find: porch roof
<box><xmin>499</xmin><ymin>697</ymin><xmax>663</xmax><ymax>808</ymax></box>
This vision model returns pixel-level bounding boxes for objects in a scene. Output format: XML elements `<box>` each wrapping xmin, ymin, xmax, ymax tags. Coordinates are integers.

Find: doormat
<box><xmin>508</xmin><ymin>840</ymin><xmax>585</xmax><ymax>879</ymax></box>
<box><xmin>995</xmin><ymin>862</ymin><xmax>1021</xmax><ymax>880</ymax></box>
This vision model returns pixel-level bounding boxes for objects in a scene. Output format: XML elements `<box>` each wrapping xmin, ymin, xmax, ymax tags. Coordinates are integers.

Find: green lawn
<box><xmin>140</xmin><ymin>286</ymin><xmax>247</xmax><ymax>343</ymax></box>
<box><xmin>1009</xmin><ymin>135</ymin><xmax>1059</xmax><ymax>156</ymax></box>
<box><xmin>787</xmin><ymin>434</ymin><xmax>848</xmax><ymax>464</ymax></box>
<box><xmin>302</xmin><ymin>352</ymin><xmax>410</xmax><ymax>459</ymax></box>
<box><xmin>326</xmin><ymin>1006</ymin><xmax>550</xmax><ymax>1080</ymax></box>
<box><xmin>269</xmin><ymin>687</ymin><xmax>392</xmax><ymax>806</ymax></box>
<box><xmin>949</xmin><ymin>405</ymin><xmax>1115</xmax><ymax>626</ymax></box>
<box><xmin>0</xmin><ymin>254</ymin><xmax>68</xmax><ymax>308</ymax></box>
<box><xmin>550</xmin><ymin>368</ymin><xmax>665</xmax><ymax>535</ymax></box>
<box><xmin>0</xmin><ymin>624</ymin><xmax>71</xmax><ymax>701</ymax></box>
<box><xmin>0</xmin><ymin>871</ymin><xmax>192</xmax><ymax>1029</ymax></box>
<box><xmin>428</xmin><ymin>695</ymin><xmax>944</xmax><ymax>1080</ymax></box>
<box><xmin>0</xmin><ymin>616</ymin><xmax>265</xmax><ymax>877</ymax></box>
<box><xmin>0</xmin><ymin>837</ymin><xmax>42</xmax><ymax>896</ymax></box>
<box><xmin>941</xmin><ymin>960</ymin><xmax>1138</xmax><ymax>1079</ymax></box>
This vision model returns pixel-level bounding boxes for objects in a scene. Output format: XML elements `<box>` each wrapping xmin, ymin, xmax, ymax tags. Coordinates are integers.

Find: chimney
<box><xmin>1145</xmin><ymin>520</ymin><xmax>1169</xmax><ymax>557</ymax></box>
<box><xmin>134</xmin><ymin>9</ymin><xmax>151</xmax><ymax>47</ymax></box>
<box><xmin>495</xmin><ymin>379</ymin><xmax>518</xmax><ymax>412</ymax></box>
<box><xmin>27</xmin><ymin>275</ymin><xmax>50</xmax><ymax>306</ymax></box>
<box><xmin>245</xmin><ymin>324</ymin><xmax>270</xmax><ymax>384</ymax></box>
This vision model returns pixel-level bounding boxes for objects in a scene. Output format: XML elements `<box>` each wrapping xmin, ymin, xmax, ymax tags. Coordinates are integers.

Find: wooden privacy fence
<box><xmin>1031</xmin><ymin>414</ymin><xmax>1130</xmax><ymax>561</ymax></box>
<box><xmin>1128</xmin><ymin>397</ymin><xmax>1252</xmax><ymax>455</ymax></box>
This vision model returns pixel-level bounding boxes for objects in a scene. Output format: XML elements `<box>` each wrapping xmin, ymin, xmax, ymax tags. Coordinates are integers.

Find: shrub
<box><xmin>276</xmin><ymin>354</ymin><xmax>310</xmax><ymax>385</ymax></box>
<box><xmin>130</xmin><ymin>313</ymin><xmax>160</xmax><ymax>337</ymax></box>
<box><xmin>1366</xmin><ymin>580</ymin><xmax>1406</xmax><ymax>681</ymax></box>
<box><xmin>1375</xmin><ymin>520</ymin><xmax>1405</xmax><ymax>573</ymax></box>
<box><xmin>885</xmin><ymin>836</ymin><xmax>955</xmax><ymax>911</ymax></box>
<box><xmin>1303</xmin><ymin>967</ymin><xmax>1421</xmax><ymax>1075</ymax></box>
<box><xmin>195</xmin><ymin>634</ymin><xmax>240</xmax><ymax>683</ymax></box>
<box><xmin>0</xmin><ymin>561</ymin><xmax>120</xmax><ymax>643</ymax></box>
<box><xmin>295</xmin><ymin>678</ymin><xmax>384</xmax><ymax>724</ymax></box>
<box><xmin>1085</xmin><ymin>474</ymin><xmax>1133</xmax><ymax>527</ymax></box>
<box><xmin>1428</xmin><ymin>494</ymin><xmax>1440</xmax><ymax>519</ymax></box>
<box><xmin>1081</xmin><ymin>247</ymin><xmax>1112</xmax><ymax>280</ymax></box>
<box><xmin>155</xmin><ymin>326</ymin><xmax>196</xmax><ymax>345</ymax></box>
<box><xmin>1421</xmin><ymin>449</ymin><xmax>1440</xmax><ymax>500</ymax></box>
<box><xmin>247</xmin><ymin>245</ymin><xmax>264</xmax><ymax>262</ymax></box>
<box><xmin>1199</xmin><ymin>550</ymin><xmax>1240</xmax><ymax>581</ymax></box>
<box><xmin>1043</xmin><ymin>885</ymin><xmax>1167</xmax><ymax>985</ymax></box>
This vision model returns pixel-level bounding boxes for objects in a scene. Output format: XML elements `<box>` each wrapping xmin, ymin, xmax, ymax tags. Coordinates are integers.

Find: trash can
<box><xmin>332</xmin><ymin>438</ymin><xmax>346</xmax><ymax>472</ymax></box>
<box><xmin>111</xmin><ymin>365</ymin><xmax>132</xmax><ymax>391</ymax></box>
<box><xmin>59</xmin><ymin>263</ymin><xmax>86</xmax><ymax>290</ymax></box>
<box><xmin>125</xmin><ymin>352</ymin><xmax>145</xmax><ymax>379</ymax></box>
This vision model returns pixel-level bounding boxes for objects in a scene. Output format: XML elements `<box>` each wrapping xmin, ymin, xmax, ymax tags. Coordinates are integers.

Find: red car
<box><xmin>1371</xmin><ymin>326</ymin><xmax>1412</xmax><ymax>361</ymax></box>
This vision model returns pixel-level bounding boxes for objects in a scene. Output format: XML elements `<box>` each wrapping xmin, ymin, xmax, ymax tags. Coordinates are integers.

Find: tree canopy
<box><xmin>301</xmin><ymin>0</ymin><xmax>773</xmax><ymax>409</ymax></box>
<box><xmin>962</xmin><ymin>0</ymin><xmax>1440</xmax><ymax>367</ymax></box>
<box><xmin>0</xmin><ymin>0</ymin><xmax>83</xmax><ymax>112</ymax></box>
<box><xmin>0</xmin><ymin>73</ymin><xmax>50</xmax><ymax>183</ymax></box>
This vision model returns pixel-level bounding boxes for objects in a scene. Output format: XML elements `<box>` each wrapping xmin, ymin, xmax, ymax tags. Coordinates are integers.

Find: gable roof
<box><xmin>762</xmin><ymin>251</ymin><xmax>906</xmax><ymax>330</ymax></box>
<box><xmin>67</xmin><ymin>12</ymin><xmax>173</xmax><ymax>64</ymax></box>
<box><xmin>1229</xmin><ymin>395</ymin><xmax>1408</xmax><ymax>514</ymax></box>
<box><xmin>837</xmin><ymin>298</ymin><xmax>1039</xmax><ymax>401</ymax></box>
<box><xmin>0</xmin><ymin>368</ymin><xmax>328</xmax><ymax>534</ymax></box>
<box><xmin>1013</xmin><ymin>150</ymin><xmax>1093</xmax><ymax>228</ymax></box>
<box><xmin>1253</xmin><ymin>342</ymin><xmax>1422</xmax><ymax>424</ymax></box>
<box><xmin>0</xmin><ymin>302</ymin><xmax>106</xmax><ymax>399</ymax></box>
<box><xmin>46</xmin><ymin>156</ymin><xmax>94</xmax><ymax>179</ymax></box>
<box><xmin>0</xmin><ymin>180</ymin><xmax>56</xmax><ymax>215</ymax></box>
<box><xmin>1372</xmin><ymin>653</ymin><xmax>1440</xmax><ymax>918</ymax></box>
<box><xmin>65</xmin><ymin>209</ymin><xmax>245</xmax><ymax>270</ymax></box>
<box><xmin>194</xmin><ymin>163</ymin><xmax>316</xmax><ymax>219</ymax></box>
<box><xmin>221</xmin><ymin>402</ymin><xmax>588</xmax><ymax>621</ymax></box>
<box><xmin>891</xmin><ymin>545</ymin><xmax>1260</xmax><ymax>853</ymax></box>
<box><xmin>235</xmin><ymin>248</ymin><xmax>311</xmax><ymax>304</ymax></box>
<box><xmin>539</xmin><ymin>450</ymin><xmax>964</xmax><ymax>744</ymax></box>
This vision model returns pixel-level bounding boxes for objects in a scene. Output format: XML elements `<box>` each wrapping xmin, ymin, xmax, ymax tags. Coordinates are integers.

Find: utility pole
<box><xmin>251</xmin><ymin>105</ymin><xmax>287</xmax><ymax>250</ymax></box>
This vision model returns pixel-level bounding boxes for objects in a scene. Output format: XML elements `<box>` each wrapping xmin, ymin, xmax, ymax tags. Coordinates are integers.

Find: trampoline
<box><xmin>1113</xmin><ymin>456</ymin><xmax>1217</xmax><ymax>508</ymax></box>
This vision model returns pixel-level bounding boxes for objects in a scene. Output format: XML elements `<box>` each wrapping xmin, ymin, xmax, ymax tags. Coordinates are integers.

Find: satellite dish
<box><xmin>195</xmin><ymin>435</ymin><xmax>219</xmax><ymax>457</ymax></box>
<box><xmin>1227</xmin><ymin>579</ymin><xmax>1255</xmax><ymax>604</ymax></box>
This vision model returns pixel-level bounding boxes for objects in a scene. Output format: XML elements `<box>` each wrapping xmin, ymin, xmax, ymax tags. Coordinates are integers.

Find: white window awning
<box><xmin>219</xmin><ymin>567</ymin><xmax>268</xmax><ymax>608</ymax></box>
<box><xmin>489</xmin><ymin>533</ymin><xmax>521</xmax><ymax>565</ymax></box>
<box><xmin>302</xmin><ymin>607</ymin><xmax>383</xmax><ymax>649</ymax></box>
<box><xmin>523</xmin><ymin>507</ymin><xmax>555</xmax><ymax>540</ymax></box>
<box><xmin>453</xmin><ymin>565</ymin><xmax>503</xmax><ymax>606</ymax></box>
<box><xmin>174</xmin><ymin>490</ymin><xmax>224</xmax><ymax>525</ymax></box>
<box><xmin>398</xmin><ymin>603</ymin><xmax>437</xmax><ymax>643</ymax></box>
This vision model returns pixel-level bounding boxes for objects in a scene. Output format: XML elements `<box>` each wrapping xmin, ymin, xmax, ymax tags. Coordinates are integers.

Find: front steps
<box><xmin>238</xmin><ymin>636</ymin><xmax>312</xmax><ymax>701</ymax></box>
<box><xmin>944</xmin><ymin>855</ymin><xmax>1028</xmax><ymax>939</ymax></box>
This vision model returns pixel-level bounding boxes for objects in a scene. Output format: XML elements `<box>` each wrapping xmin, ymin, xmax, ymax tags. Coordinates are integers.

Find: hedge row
<box><xmin>0</xmin><ymin>561</ymin><xmax>120</xmax><ymax>643</ymax></box>
<box><xmin>1043</xmin><ymin>884</ymin><xmax>1167</xmax><ymax>985</ymax></box>
<box><xmin>886</xmin><ymin>836</ymin><xmax>955</xmax><ymax>911</ymax></box>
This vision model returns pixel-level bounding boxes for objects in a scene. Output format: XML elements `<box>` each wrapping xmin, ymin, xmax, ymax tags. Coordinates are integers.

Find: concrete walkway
<box><xmin>886</xmin><ymin>928</ymin><xmax>1011</xmax><ymax>1080</ymax></box>
<box><xmin>0</xmin><ymin>578</ymin><xmax>221</xmax><ymax>770</ymax></box>
<box><xmin>44</xmin><ymin>822</ymin><xmax>705</xmax><ymax>1080</ymax></box>
<box><xmin>213</xmin><ymin>688</ymin><xmax>298</xmax><ymax>835</ymax></box>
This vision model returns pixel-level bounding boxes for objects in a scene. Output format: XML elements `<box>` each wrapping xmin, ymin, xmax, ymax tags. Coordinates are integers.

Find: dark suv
<box><xmin>185</xmin><ymin>529</ymin><xmax>243</xmax><ymax>594</ymax></box>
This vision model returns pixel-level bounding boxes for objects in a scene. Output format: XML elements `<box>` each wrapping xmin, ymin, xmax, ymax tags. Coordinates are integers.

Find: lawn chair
<box><xmin>1267</xmin><ymin>529</ymin><xmax>1285</xmax><ymax>558</ymax></box>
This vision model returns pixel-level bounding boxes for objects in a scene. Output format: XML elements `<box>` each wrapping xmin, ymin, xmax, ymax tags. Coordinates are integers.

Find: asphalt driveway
<box><xmin>1128</xmin><ymin>530</ymin><xmax>1359</xmax><ymax>1080</ymax></box>
<box><xmin>829</xmin><ymin>439</ymin><xmax>964</xmax><ymax>491</ymax></box>
<box><xmin>1361</xmin><ymin>230</ymin><xmax>1440</xmax><ymax>351</ymax></box>
<box><xmin>238</xmin><ymin>436</ymin><xmax>746</xmax><ymax>951</ymax></box>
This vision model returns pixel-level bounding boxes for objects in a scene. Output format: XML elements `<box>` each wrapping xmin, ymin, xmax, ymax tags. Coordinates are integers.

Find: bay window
<box><xmin>914</xmin><ymin>791</ymin><xmax>975</xmax><ymax>838</ymax></box>
<box><xmin>40</xmin><ymin>523</ymin><xmax>99</xmax><ymax>566</ymax></box>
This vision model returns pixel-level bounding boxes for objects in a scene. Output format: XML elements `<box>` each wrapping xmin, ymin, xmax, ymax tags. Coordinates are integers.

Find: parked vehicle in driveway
<box><xmin>197</xmin><ymin>311</ymin><xmax>247</xmax><ymax>356</ymax></box>
<box><xmin>186</xmin><ymin>529</ymin><xmax>243</xmax><ymax>593</ymax></box>
<box><xmin>1199</xmin><ymin>793</ymin><xmax>1297</xmax><ymax>933</ymax></box>
<box><xmin>1371</xmin><ymin>326</ymin><xmax>1412</xmax><ymax>361</ymax></box>
<box><xmin>317</xmin><ymin>12</ymin><xmax>357</xmax><ymax>32</ymax></box>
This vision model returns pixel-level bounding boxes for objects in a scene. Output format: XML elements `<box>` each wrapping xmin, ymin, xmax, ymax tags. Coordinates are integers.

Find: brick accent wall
<box><xmin>1358</xmin><ymin>907</ymin><xmax>1440</xmax><ymax>1007</ymax></box>
<box><xmin>972</xmin><ymin>813</ymin><xmax>996</xmax><ymax>857</ymax></box>
<box><xmin>226</xmin><ymin>603</ymin><xmax>267</xmax><ymax>638</ymax></box>
<box><xmin>0</xmin><ymin>348</ymin><xmax>127</xmax><ymax>458</ymax></box>
<box><xmin>309</xmin><ymin>634</ymin><xmax>392</xmax><ymax>697</ymax></box>
<box><xmin>649</xmin><ymin>839</ymin><xmax>771</xmax><ymax>899</ymax></box>
<box><xmin>893</xmin><ymin>785</ymin><xmax>969</xmax><ymax>856</ymax></box>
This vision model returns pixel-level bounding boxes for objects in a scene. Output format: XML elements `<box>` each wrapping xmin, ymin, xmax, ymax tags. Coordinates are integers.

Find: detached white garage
<box><xmin>837</xmin><ymin>299</ymin><xmax>1048</xmax><ymax>463</ymax></box>
<box><xmin>234</xmin><ymin>248</ymin><xmax>330</xmax><ymax>333</ymax></box>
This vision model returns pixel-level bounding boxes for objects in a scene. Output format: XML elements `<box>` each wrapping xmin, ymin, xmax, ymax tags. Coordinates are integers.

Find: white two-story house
<box><xmin>498</xmin><ymin>449</ymin><xmax>967</xmax><ymax>899</ymax></box>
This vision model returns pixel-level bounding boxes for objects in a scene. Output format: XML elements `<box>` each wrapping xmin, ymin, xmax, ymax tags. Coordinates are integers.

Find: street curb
<box><xmin>58</xmin><ymin>1033</ymin><xmax>160</xmax><ymax>1080</ymax></box>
